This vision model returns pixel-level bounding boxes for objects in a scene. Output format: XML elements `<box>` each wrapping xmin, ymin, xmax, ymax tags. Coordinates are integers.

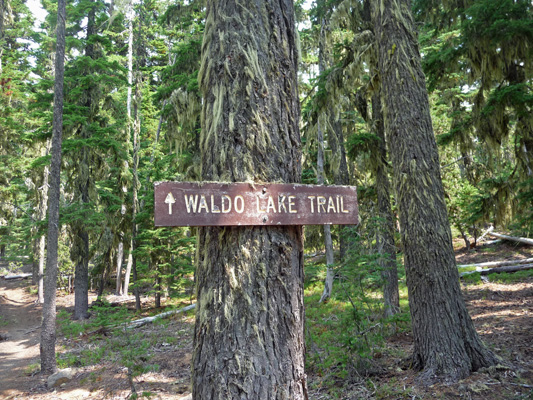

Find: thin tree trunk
<box><xmin>317</xmin><ymin>120</ymin><xmax>335</xmax><ymax>303</ymax></box>
<box><xmin>37</xmin><ymin>233</ymin><xmax>46</xmax><ymax>304</ymax></box>
<box><xmin>73</xmin><ymin>0</ymin><xmax>96</xmax><ymax>320</ymax></box>
<box><xmin>115</xmin><ymin>240</ymin><xmax>124</xmax><ymax>295</ymax></box>
<box><xmin>371</xmin><ymin>93</ymin><xmax>399</xmax><ymax>317</ymax></box>
<box><xmin>372</xmin><ymin>0</ymin><xmax>498</xmax><ymax>383</ymax></box>
<box><xmin>317</xmin><ymin>14</ymin><xmax>335</xmax><ymax>304</ymax></box>
<box><xmin>123</xmin><ymin>246</ymin><xmax>132</xmax><ymax>295</ymax></box>
<box><xmin>329</xmin><ymin>118</ymin><xmax>351</xmax><ymax>260</ymax></box>
<box><xmin>118</xmin><ymin>1</ymin><xmax>134</xmax><ymax>298</ymax></box>
<box><xmin>131</xmin><ymin>72</ymin><xmax>141</xmax><ymax>312</ymax></box>
<box><xmin>154</xmin><ymin>268</ymin><xmax>161</xmax><ymax>309</ymax></box>
<box><xmin>37</xmin><ymin>145</ymin><xmax>51</xmax><ymax>304</ymax></box>
<box><xmin>192</xmin><ymin>1</ymin><xmax>307</xmax><ymax>398</ymax></box>
<box><xmin>33</xmin><ymin>141</ymin><xmax>50</xmax><ymax>302</ymax></box>
<box><xmin>127</xmin><ymin>0</ymin><xmax>142</xmax><ymax>312</ymax></box>
<box><xmin>32</xmin><ymin>238</ymin><xmax>38</xmax><ymax>284</ymax></box>
<box><xmin>97</xmin><ymin>247</ymin><xmax>111</xmax><ymax>300</ymax></box>
<box><xmin>40</xmin><ymin>0</ymin><xmax>66</xmax><ymax>375</ymax></box>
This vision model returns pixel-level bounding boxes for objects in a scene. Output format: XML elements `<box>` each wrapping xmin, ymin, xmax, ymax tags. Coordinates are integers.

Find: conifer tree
<box><xmin>41</xmin><ymin>0</ymin><xmax>66</xmax><ymax>375</ymax></box>
<box><xmin>192</xmin><ymin>0</ymin><xmax>307</xmax><ymax>398</ymax></box>
<box><xmin>416</xmin><ymin>0</ymin><xmax>533</xmax><ymax>232</ymax></box>
<box><xmin>0</xmin><ymin>0</ymin><xmax>35</xmax><ymax>262</ymax></box>
<box><xmin>53</xmin><ymin>0</ymin><xmax>128</xmax><ymax>318</ymax></box>
<box><xmin>372</xmin><ymin>0</ymin><xmax>498</xmax><ymax>383</ymax></box>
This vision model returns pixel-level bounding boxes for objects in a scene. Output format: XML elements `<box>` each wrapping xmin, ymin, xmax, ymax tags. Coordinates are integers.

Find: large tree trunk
<box><xmin>372</xmin><ymin>93</ymin><xmax>399</xmax><ymax>317</ymax></box>
<box><xmin>192</xmin><ymin>1</ymin><xmax>307</xmax><ymax>399</ymax></box>
<box><xmin>372</xmin><ymin>0</ymin><xmax>498</xmax><ymax>383</ymax></box>
<box><xmin>73</xmin><ymin>0</ymin><xmax>96</xmax><ymax>320</ymax></box>
<box><xmin>40</xmin><ymin>0</ymin><xmax>66</xmax><ymax>375</ymax></box>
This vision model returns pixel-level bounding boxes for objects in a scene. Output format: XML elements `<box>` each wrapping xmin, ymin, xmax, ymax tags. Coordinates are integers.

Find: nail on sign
<box><xmin>154</xmin><ymin>182</ymin><xmax>358</xmax><ymax>227</ymax></box>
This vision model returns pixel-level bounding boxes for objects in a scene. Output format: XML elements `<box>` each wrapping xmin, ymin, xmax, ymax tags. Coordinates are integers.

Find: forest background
<box><xmin>0</xmin><ymin>0</ymin><xmax>532</xmax><ymax>398</ymax></box>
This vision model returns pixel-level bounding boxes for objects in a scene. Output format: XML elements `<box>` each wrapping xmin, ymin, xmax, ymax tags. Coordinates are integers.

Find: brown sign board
<box><xmin>154</xmin><ymin>182</ymin><xmax>358</xmax><ymax>227</ymax></box>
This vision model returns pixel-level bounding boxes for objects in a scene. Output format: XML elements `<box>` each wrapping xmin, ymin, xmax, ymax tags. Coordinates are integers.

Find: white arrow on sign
<box><xmin>165</xmin><ymin>192</ymin><xmax>176</xmax><ymax>215</ymax></box>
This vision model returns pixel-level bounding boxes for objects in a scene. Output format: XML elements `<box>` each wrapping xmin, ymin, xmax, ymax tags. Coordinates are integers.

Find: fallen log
<box><xmin>128</xmin><ymin>303</ymin><xmax>196</xmax><ymax>329</ymax></box>
<box><xmin>3</xmin><ymin>273</ymin><xmax>32</xmax><ymax>280</ymax></box>
<box><xmin>477</xmin><ymin>239</ymin><xmax>502</xmax><ymax>247</ymax></box>
<box><xmin>488</xmin><ymin>232</ymin><xmax>533</xmax><ymax>246</ymax></box>
<box><xmin>458</xmin><ymin>257</ymin><xmax>533</xmax><ymax>269</ymax></box>
<box><xmin>478</xmin><ymin>225</ymin><xmax>494</xmax><ymax>242</ymax></box>
<box><xmin>460</xmin><ymin>263</ymin><xmax>533</xmax><ymax>277</ymax></box>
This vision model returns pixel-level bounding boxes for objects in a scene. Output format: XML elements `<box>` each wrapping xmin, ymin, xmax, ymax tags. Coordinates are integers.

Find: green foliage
<box><xmin>419</xmin><ymin>0</ymin><xmax>533</xmax><ymax>233</ymax></box>
<box><xmin>57</xmin><ymin>309</ymin><xmax>87</xmax><ymax>339</ymax></box>
<box><xmin>346</xmin><ymin>132</ymin><xmax>380</xmax><ymax>159</ymax></box>
<box><xmin>305</xmin><ymin>222</ymin><xmax>410</xmax><ymax>391</ymax></box>
<box><xmin>461</xmin><ymin>269</ymin><xmax>533</xmax><ymax>284</ymax></box>
<box><xmin>56</xmin><ymin>300</ymin><xmax>193</xmax><ymax>395</ymax></box>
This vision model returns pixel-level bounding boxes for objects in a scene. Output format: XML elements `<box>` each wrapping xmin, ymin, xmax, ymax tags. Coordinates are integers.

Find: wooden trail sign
<box><xmin>154</xmin><ymin>182</ymin><xmax>358</xmax><ymax>227</ymax></box>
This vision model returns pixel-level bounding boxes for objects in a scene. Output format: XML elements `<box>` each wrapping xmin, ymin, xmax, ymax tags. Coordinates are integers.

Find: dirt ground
<box><xmin>1</xmin><ymin>241</ymin><xmax>532</xmax><ymax>399</ymax></box>
<box><xmin>0</xmin><ymin>269</ymin><xmax>43</xmax><ymax>398</ymax></box>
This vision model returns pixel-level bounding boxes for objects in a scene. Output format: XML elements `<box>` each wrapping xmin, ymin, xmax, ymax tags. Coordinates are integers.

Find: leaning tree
<box><xmin>372</xmin><ymin>0</ymin><xmax>499</xmax><ymax>384</ymax></box>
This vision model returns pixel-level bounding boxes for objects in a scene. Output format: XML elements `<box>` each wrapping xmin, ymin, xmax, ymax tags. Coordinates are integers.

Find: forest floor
<box><xmin>0</xmin><ymin>240</ymin><xmax>532</xmax><ymax>400</ymax></box>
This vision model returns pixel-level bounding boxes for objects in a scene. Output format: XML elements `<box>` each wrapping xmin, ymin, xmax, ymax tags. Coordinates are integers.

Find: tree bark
<box><xmin>372</xmin><ymin>0</ymin><xmax>498</xmax><ymax>383</ymax></box>
<box><xmin>37</xmin><ymin>232</ymin><xmax>45</xmax><ymax>303</ymax></box>
<box><xmin>193</xmin><ymin>1</ymin><xmax>307</xmax><ymax>398</ymax></box>
<box><xmin>121</xmin><ymin>0</ymin><xmax>135</xmax><ymax>299</ymax></box>
<box><xmin>115</xmin><ymin>240</ymin><xmax>124</xmax><ymax>295</ymax></box>
<box><xmin>154</xmin><ymin>270</ymin><xmax>161</xmax><ymax>309</ymax></box>
<box><xmin>40</xmin><ymin>0</ymin><xmax>66</xmax><ymax>375</ymax></box>
<box><xmin>123</xmin><ymin>245</ymin><xmax>132</xmax><ymax>295</ymax></box>
<box><xmin>33</xmin><ymin>142</ymin><xmax>51</xmax><ymax>303</ymax></box>
<box><xmin>372</xmin><ymin>93</ymin><xmax>399</xmax><ymax>317</ymax></box>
